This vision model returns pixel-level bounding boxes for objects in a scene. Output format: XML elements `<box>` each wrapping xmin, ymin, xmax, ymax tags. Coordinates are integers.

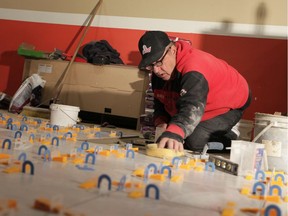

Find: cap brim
<box><xmin>138</xmin><ymin>50</ymin><xmax>165</xmax><ymax>69</ymax></box>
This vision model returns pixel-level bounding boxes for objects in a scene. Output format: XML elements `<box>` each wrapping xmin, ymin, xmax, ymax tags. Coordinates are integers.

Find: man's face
<box><xmin>145</xmin><ymin>44</ymin><xmax>176</xmax><ymax>81</ymax></box>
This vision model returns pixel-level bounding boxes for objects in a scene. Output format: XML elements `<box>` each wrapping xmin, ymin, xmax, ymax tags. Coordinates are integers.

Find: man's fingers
<box><xmin>176</xmin><ymin>142</ymin><xmax>184</xmax><ymax>152</ymax></box>
<box><xmin>158</xmin><ymin>138</ymin><xmax>184</xmax><ymax>152</ymax></box>
<box><xmin>167</xmin><ymin>139</ymin><xmax>175</xmax><ymax>149</ymax></box>
<box><xmin>158</xmin><ymin>138</ymin><xmax>168</xmax><ymax>148</ymax></box>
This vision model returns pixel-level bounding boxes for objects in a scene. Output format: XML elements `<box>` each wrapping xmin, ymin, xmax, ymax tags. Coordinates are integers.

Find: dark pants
<box><xmin>184</xmin><ymin>90</ymin><xmax>252</xmax><ymax>151</ymax></box>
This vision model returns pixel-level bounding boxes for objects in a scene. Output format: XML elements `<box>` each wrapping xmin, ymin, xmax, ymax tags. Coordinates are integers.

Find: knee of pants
<box><xmin>184</xmin><ymin>135</ymin><xmax>208</xmax><ymax>151</ymax></box>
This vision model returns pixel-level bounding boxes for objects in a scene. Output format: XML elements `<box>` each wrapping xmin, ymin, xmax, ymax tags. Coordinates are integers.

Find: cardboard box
<box><xmin>23</xmin><ymin>59</ymin><xmax>150</xmax><ymax>129</ymax></box>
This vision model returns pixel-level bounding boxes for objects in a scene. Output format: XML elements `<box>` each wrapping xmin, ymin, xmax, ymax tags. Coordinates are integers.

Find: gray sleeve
<box><xmin>170</xmin><ymin>71</ymin><xmax>208</xmax><ymax>138</ymax></box>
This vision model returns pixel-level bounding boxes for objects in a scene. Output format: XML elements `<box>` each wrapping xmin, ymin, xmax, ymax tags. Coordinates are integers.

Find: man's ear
<box><xmin>171</xmin><ymin>45</ymin><xmax>177</xmax><ymax>55</ymax></box>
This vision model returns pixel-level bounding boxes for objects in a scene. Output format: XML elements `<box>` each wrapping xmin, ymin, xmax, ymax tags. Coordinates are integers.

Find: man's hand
<box><xmin>158</xmin><ymin>137</ymin><xmax>184</xmax><ymax>152</ymax></box>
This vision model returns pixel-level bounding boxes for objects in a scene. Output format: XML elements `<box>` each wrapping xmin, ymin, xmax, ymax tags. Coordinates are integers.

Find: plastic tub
<box><xmin>50</xmin><ymin>103</ymin><xmax>80</xmax><ymax>127</ymax></box>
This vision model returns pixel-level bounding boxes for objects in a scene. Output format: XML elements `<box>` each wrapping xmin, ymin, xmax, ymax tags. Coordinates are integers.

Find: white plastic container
<box><xmin>230</xmin><ymin>140</ymin><xmax>266</xmax><ymax>176</ymax></box>
<box><xmin>252</xmin><ymin>112</ymin><xmax>288</xmax><ymax>172</ymax></box>
<box><xmin>50</xmin><ymin>103</ymin><xmax>80</xmax><ymax>127</ymax></box>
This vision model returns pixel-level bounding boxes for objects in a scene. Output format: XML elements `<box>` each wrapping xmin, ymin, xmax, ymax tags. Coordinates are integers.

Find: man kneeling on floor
<box><xmin>137</xmin><ymin>31</ymin><xmax>251</xmax><ymax>152</ymax></box>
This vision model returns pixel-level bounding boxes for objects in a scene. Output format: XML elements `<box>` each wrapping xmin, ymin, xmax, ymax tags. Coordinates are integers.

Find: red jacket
<box><xmin>152</xmin><ymin>40</ymin><xmax>249</xmax><ymax>139</ymax></box>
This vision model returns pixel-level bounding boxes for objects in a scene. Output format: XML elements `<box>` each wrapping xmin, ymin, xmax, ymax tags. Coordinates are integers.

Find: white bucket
<box><xmin>252</xmin><ymin>112</ymin><xmax>288</xmax><ymax>172</ymax></box>
<box><xmin>50</xmin><ymin>103</ymin><xmax>80</xmax><ymax>127</ymax></box>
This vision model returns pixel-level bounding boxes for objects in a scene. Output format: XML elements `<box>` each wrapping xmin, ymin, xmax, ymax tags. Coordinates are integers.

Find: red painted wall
<box><xmin>1</xmin><ymin>19</ymin><xmax>287</xmax><ymax>120</ymax></box>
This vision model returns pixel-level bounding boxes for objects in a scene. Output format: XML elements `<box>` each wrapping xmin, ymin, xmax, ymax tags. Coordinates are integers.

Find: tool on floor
<box><xmin>208</xmin><ymin>155</ymin><xmax>239</xmax><ymax>175</ymax></box>
<box><xmin>184</xmin><ymin>141</ymin><xmax>239</xmax><ymax>175</ymax></box>
<box><xmin>186</xmin><ymin>141</ymin><xmax>224</xmax><ymax>160</ymax></box>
